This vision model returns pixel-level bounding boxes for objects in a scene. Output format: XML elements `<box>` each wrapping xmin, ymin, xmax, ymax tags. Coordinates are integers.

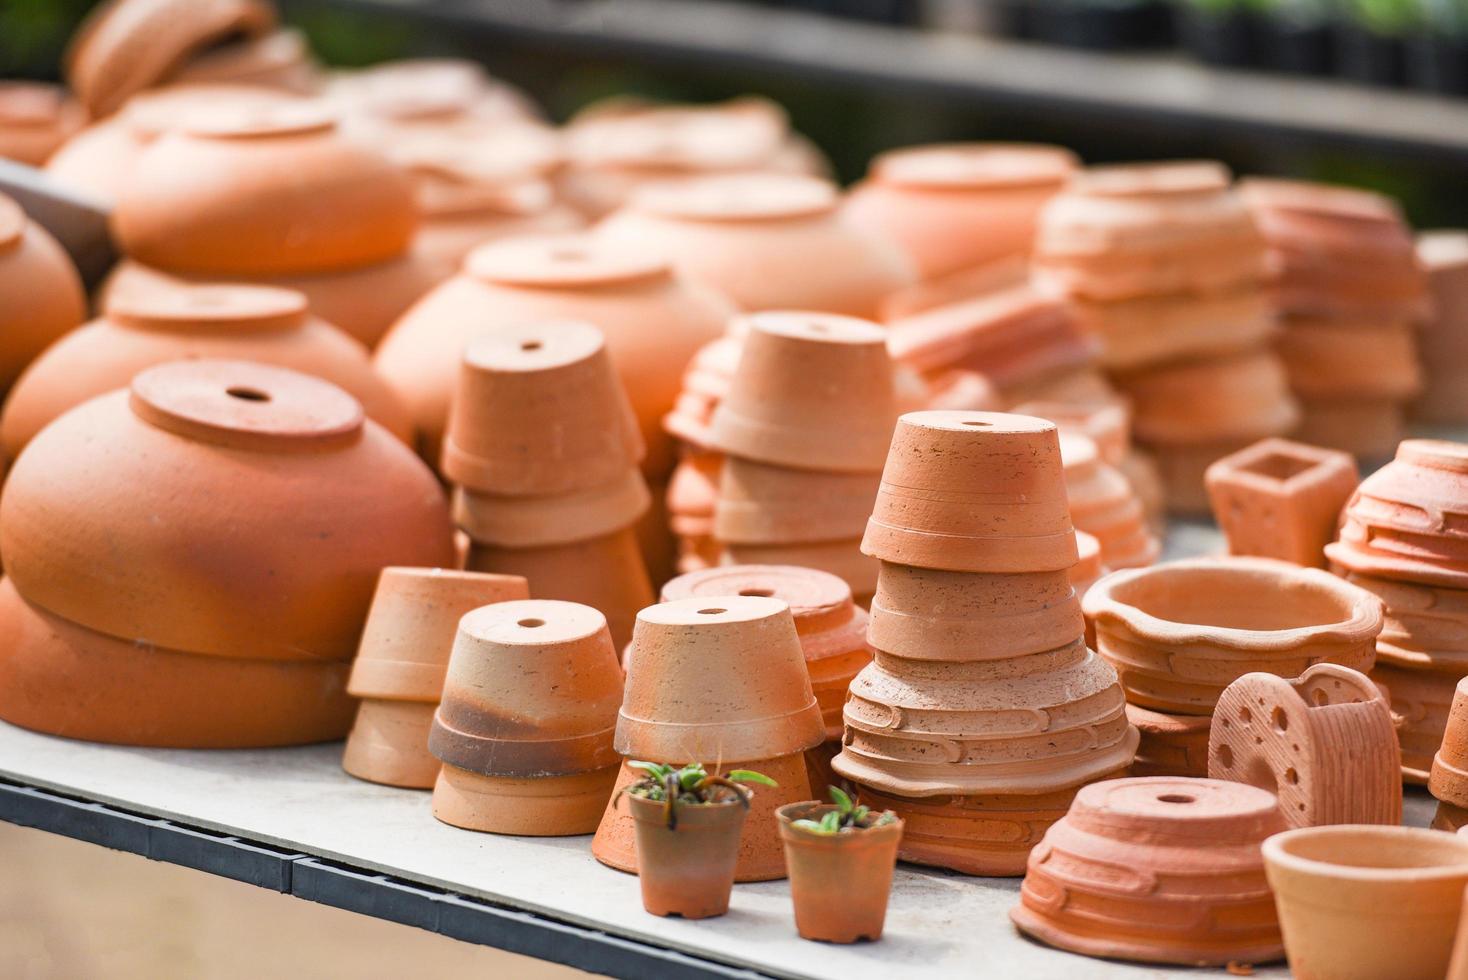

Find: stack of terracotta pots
<box><xmin>832</xmin><ymin>411</ymin><xmax>1138</xmax><ymax>876</ymax></box>
<box><xmin>0</xmin><ymin>194</ymin><xmax>86</xmax><ymax>402</ymax></box>
<box><xmin>1413</xmin><ymin>230</ymin><xmax>1468</xmax><ymax>425</ymax></box>
<box><xmin>843</xmin><ymin>143</ymin><xmax>1077</xmax><ymax>317</ymax></box>
<box><xmin>593</xmin><ymin>596</ymin><xmax>826</xmax><ymax>881</ymax></box>
<box><xmin>1242</xmin><ymin>178</ymin><xmax>1428</xmax><ymax>460</ymax></box>
<box><xmin>0</xmin><ymin>83</ymin><xmax>83</xmax><ymax>165</ymax></box>
<box><xmin>1326</xmin><ymin>438</ymin><xmax>1468</xmax><ymax>780</ymax></box>
<box><xmin>342</xmin><ymin>567</ymin><xmax>528</xmax><ymax>789</ymax></box>
<box><xmin>702</xmin><ymin>312</ymin><xmax>898</xmax><ymax>605</ymax></box>
<box><xmin>0</xmin><ymin>359</ymin><xmax>455</xmax><ymax>747</ymax></box>
<box><xmin>1057</xmin><ymin>432</ymin><xmax>1159</xmax><ymax>570</ymax></box>
<box><xmin>443</xmin><ymin>320</ymin><xmax>654</xmax><ymax>652</ymax></box>
<box><xmin>1035</xmin><ymin>161</ymin><xmax>1297</xmax><ymax>514</ymax></box>
<box><xmin>1085</xmin><ymin>557</ymin><xmax>1382</xmax><ymax>780</ymax></box>
<box><xmin>431</xmin><ymin>600</ymin><xmax>624</xmax><ymax>834</ymax></box>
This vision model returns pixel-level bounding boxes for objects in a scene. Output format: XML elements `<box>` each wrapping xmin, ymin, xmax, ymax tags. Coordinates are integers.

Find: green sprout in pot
<box><xmin>791</xmin><ymin>786</ymin><xmax>899</xmax><ymax>835</ymax></box>
<box><xmin>618</xmin><ymin>762</ymin><xmax>778</xmax><ymax>830</ymax></box>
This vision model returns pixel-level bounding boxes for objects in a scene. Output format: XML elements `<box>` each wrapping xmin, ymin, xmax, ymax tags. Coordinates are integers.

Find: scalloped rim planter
<box><xmin>776</xmin><ymin>801</ymin><xmax>905</xmax><ymax>943</ymax></box>
<box><xmin>1084</xmin><ymin>557</ymin><xmax>1383</xmax><ymax>714</ymax></box>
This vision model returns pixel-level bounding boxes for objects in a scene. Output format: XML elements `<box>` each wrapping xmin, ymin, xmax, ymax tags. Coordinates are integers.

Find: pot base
<box><xmin>431</xmin><ymin>762</ymin><xmax>618</xmax><ymax>835</ymax></box>
<box><xmin>341</xmin><ymin>698</ymin><xmax>440</xmax><ymax>790</ymax></box>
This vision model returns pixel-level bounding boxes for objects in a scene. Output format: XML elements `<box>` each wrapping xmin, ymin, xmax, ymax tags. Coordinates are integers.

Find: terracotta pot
<box><xmin>1012</xmin><ymin>397</ymin><xmax>1130</xmax><ymax>465</ymax></box>
<box><xmin>667</xmin><ymin>451</ymin><xmax>722</xmax><ymax>573</ymax></box>
<box><xmin>1012</xmin><ymin>776</ymin><xmax>1285</xmax><ymax>966</ymax></box>
<box><xmin>707</xmin><ymin>311</ymin><xmax>896</xmax><ymax>473</ymax></box>
<box><xmin>1371</xmin><ymin>660</ymin><xmax>1455</xmax><ymax>783</ymax></box>
<box><xmin>1264</xmin><ymin>825</ymin><xmax>1468</xmax><ymax>980</ymax></box>
<box><xmin>1084</xmin><ymin>557</ymin><xmax>1383</xmax><ymax>714</ymax></box>
<box><xmin>1414</xmin><ymin>231</ymin><xmax>1468</xmax><ymax>424</ymax></box>
<box><xmin>453</xmin><ymin>474</ymin><xmax>650</xmax><ymax>551</ymax></box>
<box><xmin>463</xmin><ymin>527</ymin><xmax>653</xmax><ymax>656</ymax></box>
<box><xmin>1342</xmin><ymin>571</ymin><xmax>1468</xmax><ymax>672</ymax></box>
<box><xmin>1071</xmin><ymin>531</ymin><xmax>1108</xmax><ymax>633</ymax></box>
<box><xmin>867</xmin><ymin>561</ymin><xmax>1083</xmax><ymax>662</ymax></box>
<box><xmin>1293</xmin><ymin>397</ymin><xmax>1407</xmax><ymax>462</ymax></box>
<box><xmin>1113</xmin><ymin>347</ymin><xmax>1300</xmax><ymax>448</ymax></box>
<box><xmin>996</xmin><ymin>364</ymin><xmax>1118</xmax><ymax>415</ymax></box>
<box><xmin>170</xmin><ymin>27</ymin><xmax>321</xmax><ymax>93</ymax></box>
<box><xmin>113</xmin><ymin>101</ymin><xmax>417</xmax><ymax>276</ymax></box>
<box><xmin>593</xmin><ymin>173</ymin><xmax>914</xmax><ymax>319</ymax></box>
<box><xmin>1071</xmin><ymin>286</ymin><xmax>1275</xmax><ymax>371</ymax></box>
<box><xmin>0</xmin><ymin>82</ymin><xmax>84</xmax><ymax>166</ymax></box>
<box><xmin>624</xmin><ymin>792</ymin><xmax>746</xmax><ymax>918</ymax></box>
<box><xmin>1126</xmin><ymin>703</ymin><xmax>1211</xmax><ymax>777</ymax></box>
<box><xmin>1335</xmin><ymin>439</ymin><xmax>1468</xmax><ymax>567</ymax></box>
<box><xmin>662</xmin><ymin>334</ymin><xmax>743</xmax><ymax>449</ymax></box>
<box><xmin>720</xmin><ymin>540</ymin><xmax>878</xmax><ymax>608</ymax></box>
<box><xmin>862</xmin><ymin>411</ymin><xmax>1078</xmax><ymax>574</ymax></box>
<box><xmin>427</xmin><ymin>600</ymin><xmax>621</xmax><ymax>834</ymax></box>
<box><xmin>593</xmin><ymin>752</ymin><xmax>812</xmax><ymax>881</ymax></box>
<box><xmin>414</xmin><ymin>182</ymin><xmax>583</xmax><ymax>280</ymax></box>
<box><xmin>878</xmin><ymin>253</ymin><xmax>1029</xmax><ymax>321</ymax></box>
<box><xmin>0</xmin><ymin>194</ymin><xmax>86</xmax><ymax>396</ymax></box>
<box><xmin>617</xmin><ymin>596</ymin><xmax>825</xmax><ymax>763</ymax></box>
<box><xmin>844</xmin><ymin>142</ymin><xmax>1076</xmax><ymax>282</ymax></box>
<box><xmin>342</xmin><ymin>567</ymin><xmax>528</xmax><ymax>788</ymax></box>
<box><xmin>1432</xmin><ymin>676</ymin><xmax>1468</xmax><ymax>811</ymax></box>
<box><xmin>1059</xmin><ymin>433</ymin><xmax>1158</xmax><ymax>569</ymax></box>
<box><xmin>1</xmin><ymin>360</ymin><xmax>455</xmax><ymax>662</ymax></box>
<box><xmin>65</xmin><ymin>0</ymin><xmax>277</xmax><ymax>118</ymax></box>
<box><xmin>2</xmin><ymin>282</ymin><xmax>413</xmax><ymax>460</ymax></box>
<box><xmin>714</xmin><ymin>457</ymin><xmax>878</xmax><ymax>545</ymax></box>
<box><xmin>375</xmin><ymin>234</ymin><xmax>732</xmax><ymax>480</ymax></box>
<box><xmin>1151</xmin><ymin>437</ymin><xmax>1263</xmax><ymax>517</ymax></box>
<box><xmin>776</xmin><ymin>801</ymin><xmax>904</xmax><ymax>943</ymax></box>
<box><xmin>1209</xmin><ymin>663</ymin><xmax>1400</xmax><ymax>828</ymax></box>
<box><xmin>1205</xmin><ymin>437</ymin><xmax>1359</xmax><ymax>569</ymax></box>
<box><xmin>0</xmin><ymin>576</ymin><xmax>355</xmax><ymax>748</ymax></box>
<box><xmin>1277</xmin><ymin>316</ymin><xmax>1422</xmax><ymax>402</ymax></box>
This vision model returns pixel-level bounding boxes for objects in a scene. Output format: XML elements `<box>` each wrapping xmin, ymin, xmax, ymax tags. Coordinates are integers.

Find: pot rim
<box><xmin>775</xmin><ymin>800</ymin><xmax>904</xmax><ymax>841</ymax></box>
<box><xmin>1263</xmin><ymin>825</ymin><xmax>1468</xmax><ymax>884</ymax></box>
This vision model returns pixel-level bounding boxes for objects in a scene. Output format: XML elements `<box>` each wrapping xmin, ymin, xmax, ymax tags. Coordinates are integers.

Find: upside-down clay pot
<box><xmin>1</xmin><ymin>282</ymin><xmax>412</xmax><ymax>460</ymax></box>
<box><xmin>862</xmin><ymin>411</ymin><xmax>1078</xmax><ymax>574</ymax></box>
<box><xmin>0</xmin><ymin>83</ymin><xmax>84</xmax><ymax>165</ymax></box>
<box><xmin>0</xmin><ymin>194</ymin><xmax>86</xmax><ymax>395</ymax></box>
<box><xmin>1342</xmin><ymin>571</ymin><xmax>1468</xmax><ymax>673</ymax></box>
<box><xmin>1264</xmin><ymin>826</ymin><xmax>1468</xmax><ymax>980</ymax></box>
<box><xmin>1208</xmin><ymin>664</ymin><xmax>1400</xmax><ymax>828</ymax></box>
<box><xmin>1011</xmin><ymin>777</ymin><xmax>1285</xmax><ymax>966</ymax></box>
<box><xmin>593</xmin><ymin>173</ymin><xmax>915</xmax><ymax>319</ymax></box>
<box><xmin>624</xmin><ymin>792</ymin><xmax>747</xmax><ymax>919</ymax></box>
<box><xmin>429</xmin><ymin>600</ymin><xmax>623</xmax><ymax>834</ymax></box>
<box><xmin>375</xmin><ymin>234</ymin><xmax>732</xmax><ymax>479</ymax></box>
<box><xmin>713</xmin><ymin>456</ymin><xmax>879</xmax><ymax>545</ymax></box>
<box><xmin>342</xmin><ymin>567</ymin><xmax>528</xmax><ymax>789</ymax></box>
<box><xmin>777</xmin><ymin>802</ymin><xmax>904</xmax><ymax>944</ymax></box>
<box><xmin>719</xmin><ymin>540</ymin><xmax>879</xmax><ymax>608</ymax></box>
<box><xmin>1113</xmin><ymin>347</ymin><xmax>1299</xmax><ymax>450</ymax></box>
<box><xmin>1068</xmin><ymin>286</ymin><xmax>1276</xmax><ymax>372</ymax></box>
<box><xmin>1431</xmin><ymin>677</ymin><xmax>1468</xmax><ymax>826</ymax></box>
<box><xmin>1059</xmin><ymin>433</ymin><xmax>1159</xmax><ymax>569</ymax></box>
<box><xmin>708</xmin><ymin>311</ymin><xmax>897</xmax><ymax>473</ymax></box>
<box><xmin>64</xmin><ymin>0</ymin><xmax>277</xmax><ymax>118</ymax></box>
<box><xmin>666</xmin><ymin>451</ymin><xmax>723</xmax><ymax>574</ymax></box>
<box><xmin>1084</xmin><ymin>557</ymin><xmax>1382</xmax><ymax>714</ymax></box>
<box><xmin>1126</xmin><ymin>704</ymin><xmax>1211</xmax><ymax>777</ymax></box>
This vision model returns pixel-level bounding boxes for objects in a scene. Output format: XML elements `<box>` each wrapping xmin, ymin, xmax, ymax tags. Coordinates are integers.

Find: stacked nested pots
<box><xmin>0</xmin><ymin>82</ymin><xmax>83</xmax><ymax>165</ymax></box>
<box><xmin>0</xmin><ymin>359</ymin><xmax>455</xmax><ymax>747</ymax></box>
<box><xmin>1057</xmin><ymin>432</ymin><xmax>1159</xmax><ymax>570</ymax></box>
<box><xmin>442</xmin><ymin>321</ymin><xmax>654</xmax><ymax>652</ymax></box>
<box><xmin>1242</xmin><ymin>178</ymin><xmax>1428</xmax><ymax>461</ymax></box>
<box><xmin>1412</xmin><ymin>230</ymin><xmax>1468</xmax><ymax>425</ymax></box>
<box><xmin>832</xmin><ymin>411</ymin><xmax>1138</xmax><ymax>876</ymax></box>
<box><xmin>593</xmin><ymin>596</ymin><xmax>826</xmax><ymax>881</ymax></box>
<box><xmin>1327</xmin><ymin>439</ymin><xmax>1468</xmax><ymax>780</ymax></box>
<box><xmin>1034</xmin><ymin>161</ymin><xmax>1297</xmax><ymax>514</ymax></box>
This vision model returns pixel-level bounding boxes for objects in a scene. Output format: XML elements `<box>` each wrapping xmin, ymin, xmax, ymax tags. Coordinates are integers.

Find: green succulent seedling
<box><xmin>791</xmin><ymin>786</ymin><xmax>899</xmax><ymax>835</ymax></box>
<box><xmin>619</xmin><ymin>761</ymin><xmax>778</xmax><ymax>830</ymax></box>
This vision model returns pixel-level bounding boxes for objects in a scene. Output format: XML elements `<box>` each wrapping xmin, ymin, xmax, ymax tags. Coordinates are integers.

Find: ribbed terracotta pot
<box><xmin>714</xmin><ymin>456</ymin><xmax>879</xmax><ymax>545</ymax></box>
<box><xmin>375</xmin><ymin>233</ymin><xmax>732</xmax><ymax>481</ymax></box>
<box><xmin>624</xmin><ymin>792</ymin><xmax>746</xmax><ymax>919</ymax></box>
<box><xmin>720</xmin><ymin>540</ymin><xmax>879</xmax><ymax>608</ymax></box>
<box><xmin>776</xmin><ymin>801</ymin><xmax>904</xmax><ymax>943</ymax></box>
<box><xmin>1371</xmin><ymin>660</ymin><xmax>1456</xmax><ymax>783</ymax></box>
<box><xmin>1059</xmin><ymin>432</ymin><xmax>1158</xmax><ymax>570</ymax></box>
<box><xmin>1343</xmin><ymin>572</ymin><xmax>1468</xmax><ymax>673</ymax></box>
<box><xmin>1264</xmin><ymin>826</ymin><xmax>1468</xmax><ymax>980</ymax></box>
<box><xmin>0</xmin><ymin>359</ymin><xmax>455</xmax><ymax>669</ymax></box>
<box><xmin>1084</xmin><ymin>557</ymin><xmax>1383</xmax><ymax>714</ymax></box>
<box><xmin>1208</xmin><ymin>663</ymin><xmax>1400</xmax><ymax>828</ymax></box>
<box><xmin>1126</xmin><ymin>704</ymin><xmax>1211</xmax><ymax>777</ymax></box>
<box><xmin>1431</xmin><ymin>677</ymin><xmax>1468</xmax><ymax>814</ymax></box>
<box><xmin>0</xmin><ymin>194</ymin><xmax>86</xmax><ymax>395</ymax></box>
<box><xmin>593</xmin><ymin>173</ymin><xmax>914</xmax><ymax>319</ymax></box>
<box><xmin>2</xmin><ymin>282</ymin><xmax>412</xmax><ymax>460</ymax></box>
<box><xmin>1012</xmin><ymin>777</ymin><xmax>1285</xmax><ymax>966</ymax></box>
<box><xmin>429</xmin><ymin>600</ymin><xmax>623</xmax><ymax>834</ymax></box>
<box><xmin>342</xmin><ymin>567</ymin><xmax>528</xmax><ymax>788</ymax></box>
<box><xmin>1331</xmin><ymin>439</ymin><xmax>1468</xmax><ymax>575</ymax></box>
<box><xmin>0</xmin><ymin>82</ymin><xmax>84</xmax><ymax>166</ymax></box>
<box><xmin>1414</xmin><ymin>231</ymin><xmax>1468</xmax><ymax>424</ymax></box>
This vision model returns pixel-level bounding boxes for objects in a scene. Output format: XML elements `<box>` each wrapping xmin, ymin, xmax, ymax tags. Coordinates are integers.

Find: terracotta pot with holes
<box><xmin>0</xmin><ymin>194</ymin><xmax>86</xmax><ymax>396</ymax></box>
<box><xmin>777</xmin><ymin>801</ymin><xmax>904</xmax><ymax>943</ymax></box>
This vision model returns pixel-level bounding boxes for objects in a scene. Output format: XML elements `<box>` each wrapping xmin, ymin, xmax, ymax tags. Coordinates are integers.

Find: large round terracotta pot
<box><xmin>0</xmin><ymin>194</ymin><xmax>86</xmax><ymax>395</ymax></box>
<box><xmin>0</xmin><ymin>359</ymin><xmax>455</xmax><ymax>665</ymax></box>
<box><xmin>0</xmin><ymin>82</ymin><xmax>85</xmax><ymax>166</ymax></box>
<box><xmin>1</xmin><ymin>282</ymin><xmax>412</xmax><ymax>461</ymax></box>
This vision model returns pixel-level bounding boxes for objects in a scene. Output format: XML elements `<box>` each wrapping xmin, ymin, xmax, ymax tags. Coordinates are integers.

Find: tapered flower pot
<box><xmin>720</xmin><ymin>540</ymin><xmax>879</xmax><ymax>608</ymax></box>
<box><xmin>776</xmin><ymin>802</ymin><xmax>904</xmax><ymax>943</ymax></box>
<box><xmin>1431</xmin><ymin>677</ymin><xmax>1468</xmax><ymax>817</ymax></box>
<box><xmin>0</xmin><ymin>194</ymin><xmax>86</xmax><ymax>396</ymax></box>
<box><xmin>1264</xmin><ymin>826</ymin><xmax>1468</xmax><ymax>980</ymax></box>
<box><xmin>0</xmin><ymin>82</ymin><xmax>84</xmax><ymax>166</ymax></box>
<box><xmin>625</xmin><ymin>792</ymin><xmax>747</xmax><ymax>919</ymax></box>
<box><xmin>1012</xmin><ymin>777</ymin><xmax>1285</xmax><ymax>966</ymax></box>
<box><xmin>1126</xmin><ymin>704</ymin><xmax>1211</xmax><ymax>777</ymax></box>
<box><xmin>1059</xmin><ymin>432</ymin><xmax>1158</xmax><ymax>569</ymax></box>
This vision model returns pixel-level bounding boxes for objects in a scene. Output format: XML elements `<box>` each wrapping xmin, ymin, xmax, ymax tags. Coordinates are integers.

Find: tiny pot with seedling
<box><xmin>619</xmin><ymin>762</ymin><xmax>777</xmax><ymax>919</ymax></box>
<box><xmin>777</xmin><ymin>787</ymin><xmax>904</xmax><ymax>943</ymax></box>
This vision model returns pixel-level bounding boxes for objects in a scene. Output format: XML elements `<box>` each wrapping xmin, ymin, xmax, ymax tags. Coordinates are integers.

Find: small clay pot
<box><xmin>1059</xmin><ymin>432</ymin><xmax>1159</xmax><ymax>570</ymax></box>
<box><xmin>1205</xmin><ymin>437</ymin><xmax>1359</xmax><ymax>568</ymax></box>
<box><xmin>341</xmin><ymin>700</ymin><xmax>441</xmax><ymax>790</ymax></box>
<box><xmin>0</xmin><ymin>194</ymin><xmax>86</xmax><ymax>396</ymax></box>
<box><xmin>862</xmin><ymin>411</ymin><xmax>1078</xmax><ymax>574</ymax></box>
<box><xmin>1413</xmin><ymin>231</ymin><xmax>1468</xmax><ymax>424</ymax></box>
<box><xmin>1431</xmin><ymin>676</ymin><xmax>1468</xmax><ymax>813</ymax></box>
<box><xmin>776</xmin><ymin>802</ymin><xmax>904</xmax><ymax>943</ymax></box>
<box><xmin>1371</xmin><ymin>661</ymin><xmax>1455</xmax><ymax>783</ymax></box>
<box><xmin>1084</xmin><ymin>557</ymin><xmax>1383</xmax><ymax>714</ymax></box>
<box><xmin>0</xmin><ymin>82</ymin><xmax>85</xmax><ymax>166</ymax></box>
<box><xmin>625</xmin><ymin>792</ymin><xmax>747</xmax><ymax>919</ymax></box>
<box><xmin>1337</xmin><ymin>439</ymin><xmax>1468</xmax><ymax>570</ymax></box>
<box><xmin>707</xmin><ymin>311</ymin><xmax>896</xmax><ymax>473</ymax></box>
<box><xmin>453</xmin><ymin>473</ymin><xmax>650</xmax><ymax>550</ymax></box>
<box><xmin>720</xmin><ymin>539</ymin><xmax>879</xmax><ymax>608</ymax></box>
<box><xmin>1208</xmin><ymin>663</ymin><xmax>1400</xmax><ymax>828</ymax></box>
<box><xmin>1126</xmin><ymin>703</ymin><xmax>1210</xmax><ymax>777</ymax></box>
<box><xmin>1264</xmin><ymin>826</ymin><xmax>1468</xmax><ymax>980</ymax></box>
<box><xmin>714</xmin><ymin>456</ymin><xmax>879</xmax><ymax>545</ymax></box>
<box><xmin>1012</xmin><ymin>777</ymin><xmax>1285</xmax><ymax>966</ymax></box>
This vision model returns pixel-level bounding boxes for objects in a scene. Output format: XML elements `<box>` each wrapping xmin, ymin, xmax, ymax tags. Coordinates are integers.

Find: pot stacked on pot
<box><xmin>1326</xmin><ymin>438</ymin><xmax>1468</xmax><ymax>780</ymax></box>
<box><xmin>1057</xmin><ymin>432</ymin><xmax>1159</xmax><ymax>570</ymax></box>
<box><xmin>1242</xmin><ymin>178</ymin><xmax>1429</xmax><ymax>461</ymax></box>
<box><xmin>1034</xmin><ymin>161</ymin><xmax>1298</xmax><ymax>514</ymax></box>
<box><xmin>442</xmin><ymin>320</ymin><xmax>655</xmax><ymax>652</ymax></box>
<box><xmin>832</xmin><ymin>410</ymin><xmax>1138</xmax><ymax>876</ymax></box>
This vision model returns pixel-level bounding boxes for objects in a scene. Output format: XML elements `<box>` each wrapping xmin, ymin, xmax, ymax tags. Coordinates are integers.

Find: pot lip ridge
<box><xmin>623</xmin><ymin>787</ymin><xmax>750</xmax><ymax>824</ymax></box>
<box><xmin>1262</xmin><ymin>825</ymin><xmax>1468</xmax><ymax>884</ymax></box>
<box><xmin>775</xmin><ymin>800</ymin><xmax>904</xmax><ymax>842</ymax></box>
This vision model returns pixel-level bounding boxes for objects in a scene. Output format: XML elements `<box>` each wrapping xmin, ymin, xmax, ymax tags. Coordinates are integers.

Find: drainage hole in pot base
<box><xmin>226</xmin><ymin>386</ymin><xmax>271</xmax><ymax>403</ymax></box>
<box><xmin>738</xmin><ymin>588</ymin><xmax>774</xmax><ymax>597</ymax></box>
<box><xmin>1156</xmin><ymin>793</ymin><xmax>1195</xmax><ymax>804</ymax></box>
<box><xmin>697</xmin><ymin>608</ymin><xmax>727</xmax><ymax>615</ymax></box>
<box><xmin>517</xmin><ymin>618</ymin><xmax>546</xmax><ymax>628</ymax></box>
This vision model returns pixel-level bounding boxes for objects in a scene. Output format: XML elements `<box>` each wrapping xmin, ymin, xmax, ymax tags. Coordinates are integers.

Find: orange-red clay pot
<box><xmin>0</xmin><ymin>82</ymin><xmax>84</xmax><ymax>165</ymax></box>
<box><xmin>776</xmin><ymin>801</ymin><xmax>904</xmax><ymax>943</ymax></box>
<box><xmin>1431</xmin><ymin>676</ymin><xmax>1468</xmax><ymax>815</ymax></box>
<box><xmin>0</xmin><ymin>194</ymin><xmax>86</xmax><ymax>395</ymax></box>
<box><xmin>1059</xmin><ymin>432</ymin><xmax>1158</xmax><ymax>570</ymax></box>
<box><xmin>1414</xmin><ymin>231</ymin><xmax>1468</xmax><ymax>424</ymax></box>
<box><xmin>625</xmin><ymin>792</ymin><xmax>747</xmax><ymax>919</ymax></box>
<box><xmin>714</xmin><ymin>456</ymin><xmax>879</xmax><ymax>545</ymax></box>
<box><xmin>1126</xmin><ymin>703</ymin><xmax>1211</xmax><ymax>777</ymax></box>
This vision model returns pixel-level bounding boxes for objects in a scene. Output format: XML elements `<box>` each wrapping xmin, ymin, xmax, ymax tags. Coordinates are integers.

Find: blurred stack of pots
<box><xmin>1244</xmin><ymin>178</ymin><xmax>1428</xmax><ymax>461</ymax></box>
<box><xmin>1058</xmin><ymin>432</ymin><xmax>1160</xmax><ymax>569</ymax></box>
<box><xmin>1412</xmin><ymin>230</ymin><xmax>1468</xmax><ymax>424</ymax></box>
<box><xmin>443</xmin><ymin>321</ymin><xmax>655</xmax><ymax>651</ymax></box>
<box><xmin>833</xmin><ymin>411</ymin><xmax>1138</xmax><ymax>875</ymax></box>
<box><xmin>0</xmin><ymin>83</ymin><xmax>84</xmax><ymax>166</ymax></box>
<box><xmin>0</xmin><ymin>194</ymin><xmax>86</xmax><ymax>404</ymax></box>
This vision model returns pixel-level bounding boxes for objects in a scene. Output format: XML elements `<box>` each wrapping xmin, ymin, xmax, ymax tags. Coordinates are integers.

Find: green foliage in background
<box><xmin>0</xmin><ymin>0</ymin><xmax>93</xmax><ymax>77</ymax></box>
